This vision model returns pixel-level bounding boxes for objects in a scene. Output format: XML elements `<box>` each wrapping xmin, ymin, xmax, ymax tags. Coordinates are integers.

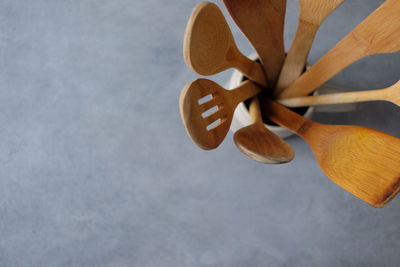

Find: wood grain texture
<box><xmin>274</xmin><ymin>0</ymin><xmax>345</xmax><ymax>96</ymax></box>
<box><xmin>223</xmin><ymin>0</ymin><xmax>286</xmax><ymax>86</ymax></box>
<box><xmin>277</xmin><ymin>0</ymin><xmax>400</xmax><ymax>98</ymax></box>
<box><xmin>233</xmin><ymin>97</ymin><xmax>294</xmax><ymax>164</ymax></box>
<box><xmin>278</xmin><ymin>80</ymin><xmax>400</xmax><ymax>107</ymax></box>
<box><xmin>261</xmin><ymin>99</ymin><xmax>400</xmax><ymax>208</ymax></box>
<box><xmin>183</xmin><ymin>1</ymin><xmax>267</xmax><ymax>87</ymax></box>
<box><xmin>180</xmin><ymin>79</ymin><xmax>261</xmax><ymax>150</ymax></box>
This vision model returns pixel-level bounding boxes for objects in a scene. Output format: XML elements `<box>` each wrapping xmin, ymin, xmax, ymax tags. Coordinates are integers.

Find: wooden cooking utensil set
<box><xmin>179</xmin><ymin>0</ymin><xmax>400</xmax><ymax>208</ymax></box>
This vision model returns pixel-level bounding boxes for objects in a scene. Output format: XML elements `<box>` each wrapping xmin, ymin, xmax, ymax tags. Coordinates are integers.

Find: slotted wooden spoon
<box><xmin>223</xmin><ymin>0</ymin><xmax>286</xmax><ymax>86</ymax></box>
<box><xmin>183</xmin><ymin>1</ymin><xmax>267</xmax><ymax>87</ymax></box>
<box><xmin>233</xmin><ymin>97</ymin><xmax>294</xmax><ymax>164</ymax></box>
<box><xmin>274</xmin><ymin>0</ymin><xmax>346</xmax><ymax>96</ymax></box>
<box><xmin>180</xmin><ymin>79</ymin><xmax>261</xmax><ymax>150</ymax></box>
<box><xmin>278</xmin><ymin>0</ymin><xmax>400</xmax><ymax>98</ymax></box>
<box><xmin>278</xmin><ymin>80</ymin><xmax>400</xmax><ymax>107</ymax></box>
<box><xmin>260</xmin><ymin>99</ymin><xmax>400</xmax><ymax>208</ymax></box>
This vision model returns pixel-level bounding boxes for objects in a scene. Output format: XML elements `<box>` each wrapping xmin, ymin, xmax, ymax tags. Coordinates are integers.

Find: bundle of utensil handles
<box><xmin>179</xmin><ymin>0</ymin><xmax>400</xmax><ymax>208</ymax></box>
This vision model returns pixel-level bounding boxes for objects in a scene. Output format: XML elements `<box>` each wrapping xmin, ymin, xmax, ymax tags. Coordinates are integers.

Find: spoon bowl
<box><xmin>234</xmin><ymin>97</ymin><xmax>294</xmax><ymax>164</ymax></box>
<box><xmin>183</xmin><ymin>1</ymin><xmax>267</xmax><ymax>87</ymax></box>
<box><xmin>180</xmin><ymin>79</ymin><xmax>261</xmax><ymax>150</ymax></box>
<box><xmin>223</xmin><ymin>0</ymin><xmax>286</xmax><ymax>85</ymax></box>
<box><xmin>262</xmin><ymin>99</ymin><xmax>400</xmax><ymax>207</ymax></box>
<box><xmin>183</xmin><ymin>2</ymin><xmax>232</xmax><ymax>76</ymax></box>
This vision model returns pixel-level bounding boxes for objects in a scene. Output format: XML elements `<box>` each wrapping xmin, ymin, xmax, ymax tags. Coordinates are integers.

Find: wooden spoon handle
<box><xmin>274</xmin><ymin>21</ymin><xmax>318</xmax><ymax>96</ymax></box>
<box><xmin>229</xmin><ymin>81</ymin><xmax>262</xmax><ymax>107</ymax></box>
<box><xmin>277</xmin><ymin>34</ymin><xmax>367</xmax><ymax>98</ymax></box>
<box><xmin>260</xmin><ymin>99</ymin><xmax>313</xmax><ymax>138</ymax></box>
<box><xmin>279</xmin><ymin>80</ymin><xmax>400</xmax><ymax>107</ymax></box>
<box><xmin>278</xmin><ymin>88</ymin><xmax>390</xmax><ymax>107</ymax></box>
<box><xmin>249</xmin><ymin>97</ymin><xmax>263</xmax><ymax>124</ymax></box>
<box><xmin>278</xmin><ymin>0</ymin><xmax>400</xmax><ymax>99</ymax></box>
<box><xmin>231</xmin><ymin>47</ymin><xmax>268</xmax><ymax>87</ymax></box>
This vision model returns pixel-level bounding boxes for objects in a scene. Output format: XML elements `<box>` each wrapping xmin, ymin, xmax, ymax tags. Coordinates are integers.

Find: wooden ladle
<box><xmin>278</xmin><ymin>80</ymin><xmax>400</xmax><ymax>108</ymax></box>
<box><xmin>274</xmin><ymin>0</ymin><xmax>346</xmax><ymax>96</ymax></box>
<box><xmin>277</xmin><ymin>0</ymin><xmax>400</xmax><ymax>98</ymax></box>
<box><xmin>261</xmin><ymin>99</ymin><xmax>400</xmax><ymax>208</ymax></box>
<box><xmin>180</xmin><ymin>79</ymin><xmax>261</xmax><ymax>150</ymax></box>
<box><xmin>223</xmin><ymin>0</ymin><xmax>286</xmax><ymax>86</ymax></box>
<box><xmin>183</xmin><ymin>1</ymin><xmax>267</xmax><ymax>87</ymax></box>
<box><xmin>233</xmin><ymin>97</ymin><xmax>294</xmax><ymax>164</ymax></box>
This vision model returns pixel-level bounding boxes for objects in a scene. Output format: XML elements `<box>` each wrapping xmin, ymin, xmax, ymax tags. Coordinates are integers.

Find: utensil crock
<box><xmin>228</xmin><ymin>53</ymin><xmax>316</xmax><ymax>139</ymax></box>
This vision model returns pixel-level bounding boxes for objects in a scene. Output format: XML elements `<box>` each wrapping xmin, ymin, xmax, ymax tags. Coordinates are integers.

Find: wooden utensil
<box><xmin>223</xmin><ymin>0</ymin><xmax>286</xmax><ymax>86</ymax></box>
<box><xmin>278</xmin><ymin>80</ymin><xmax>400</xmax><ymax>107</ymax></box>
<box><xmin>180</xmin><ymin>79</ymin><xmax>261</xmax><ymax>150</ymax></box>
<box><xmin>277</xmin><ymin>0</ymin><xmax>400</xmax><ymax>98</ymax></box>
<box><xmin>274</xmin><ymin>0</ymin><xmax>345</xmax><ymax>96</ymax></box>
<box><xmin>233</xmin><ymin>97</ymin><xmax>294</xmax><ymax>164</ymax></box>
<box><xmin>183</xmin><ymin>1</ymin><xmax>267</xmax><ymax>87</ymax></box>
<box><xmin>260</xmin><ymin>99</ymin><xmax>400</xmax><ymax>208</ymax></box>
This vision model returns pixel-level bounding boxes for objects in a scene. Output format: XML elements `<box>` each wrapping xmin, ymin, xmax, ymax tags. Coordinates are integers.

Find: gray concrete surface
<box><xmin>0</xmin><ymin>0</ymin><xmax>399</xmax><ymax>266</ymax></box>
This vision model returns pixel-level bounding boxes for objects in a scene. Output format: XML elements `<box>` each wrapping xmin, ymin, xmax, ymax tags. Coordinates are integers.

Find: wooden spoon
<box><xmin>223</xmin><ymin>0</ymin><xmax>286</xmax><ymax>86</ymax></box>
<box><xmin>180</xmin><ymin>79</ymin><xmax>261</xmax><ymax>150</ymax></box>
<box><xmin>277</xmin><ymin>0</ymin><xmax>400</xmax><ymax>98</ymax></box>
<box><xmin>260</xmin><ymin>99</ymin><xmax>400</xmax><ymax>208</ymax></box>
<box><xmin>233</xmin><ymin>97</ymin><xmax>294</xmax><ymax>164</ymax></box>
<box><xmin>278</xmin><ymin>80</ymin><xmax>400</xmax><ymax>107</ymax></box>
<box><xmin>274</xmin><ymin>0</ymin><xmax>346</xmax><ymax>96</ymax></box>
<box><xmin>183</xmin><ymin>1</ymin><xmax>267</xmax><ymax>87</ymax></box>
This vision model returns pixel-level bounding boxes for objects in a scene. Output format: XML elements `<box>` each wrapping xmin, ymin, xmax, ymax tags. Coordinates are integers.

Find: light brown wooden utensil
<box><xmin>223</xmin><ymin>0</ymin><xmax>286</xmax><ymax>86</ymax></box>
<box><xmin>277</xmin><ymin>0</ymin><xmax>400</xmax><ymax>99</ymax></box>
<box><xmin>233</xmin><ymin>97</ymin><xmax>294</xmax><ymax>164</ymax></box>
<box><xmin>180</xmin><ymin>79</ymin><xmax>261</xmax><ymax>150</ymax></box>
<box><xmin>274</xmin><ymin>0</ymin><xmax>345</xmax><ymax>96</ymax></box>
<box><xmin>260</xmin><ymin>99</ymin><xmax>400</xmax><ymax>208</ymax></box>
<box><xmin>278</xmin><ymin>80</ymin><xmax>400</xmax><ymax>107</ymax></box>
<box><xmin>183</xmin><ymin>1</ymin><xmax>267</xmax><ymax>87</ymax></box>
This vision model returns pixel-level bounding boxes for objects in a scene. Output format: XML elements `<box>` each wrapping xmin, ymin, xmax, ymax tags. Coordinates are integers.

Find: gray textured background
<box><xmin>0</xmin><ymin>0</ymin><xmax>399</xmax><ymax>266</ymax></box>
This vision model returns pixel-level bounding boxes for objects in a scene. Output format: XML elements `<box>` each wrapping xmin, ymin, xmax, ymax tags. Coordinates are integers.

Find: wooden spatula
<box><xmin>223</xmin><ymin>0</ymin><xmax>286</xmax><ymax>86</ymax></box>
<box><xmin>233</xmin><ymin>97</ymin><xmax>294</xmax><ymax>164</ymax></box>
<box><xmin>274</xmin><ymin>0</ymin><xmax>346</xmax><ymax>96</ymax></box>
<box><xmin>180</xmin><ymin>79</ymin><xmax>261</xmax><ymax>150</ymax></box>
<box><xmin>278</xmin><ymin>80</ymin><xmax>400</xmax><ymax>107</ymax></box>
<box><xmin>183</xmin><ymin>1</ymin><xmax>267</xmax><ymax>87</ymax></box>
<box><xmin>277</xmin><ymin>0</ymin><xmax>400</xmax><ymax>98</ymax></box>
<box><xmin>260</xmin><ymin>99</ymin><xmax>400</xmax><ymax>208</ymax></box>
